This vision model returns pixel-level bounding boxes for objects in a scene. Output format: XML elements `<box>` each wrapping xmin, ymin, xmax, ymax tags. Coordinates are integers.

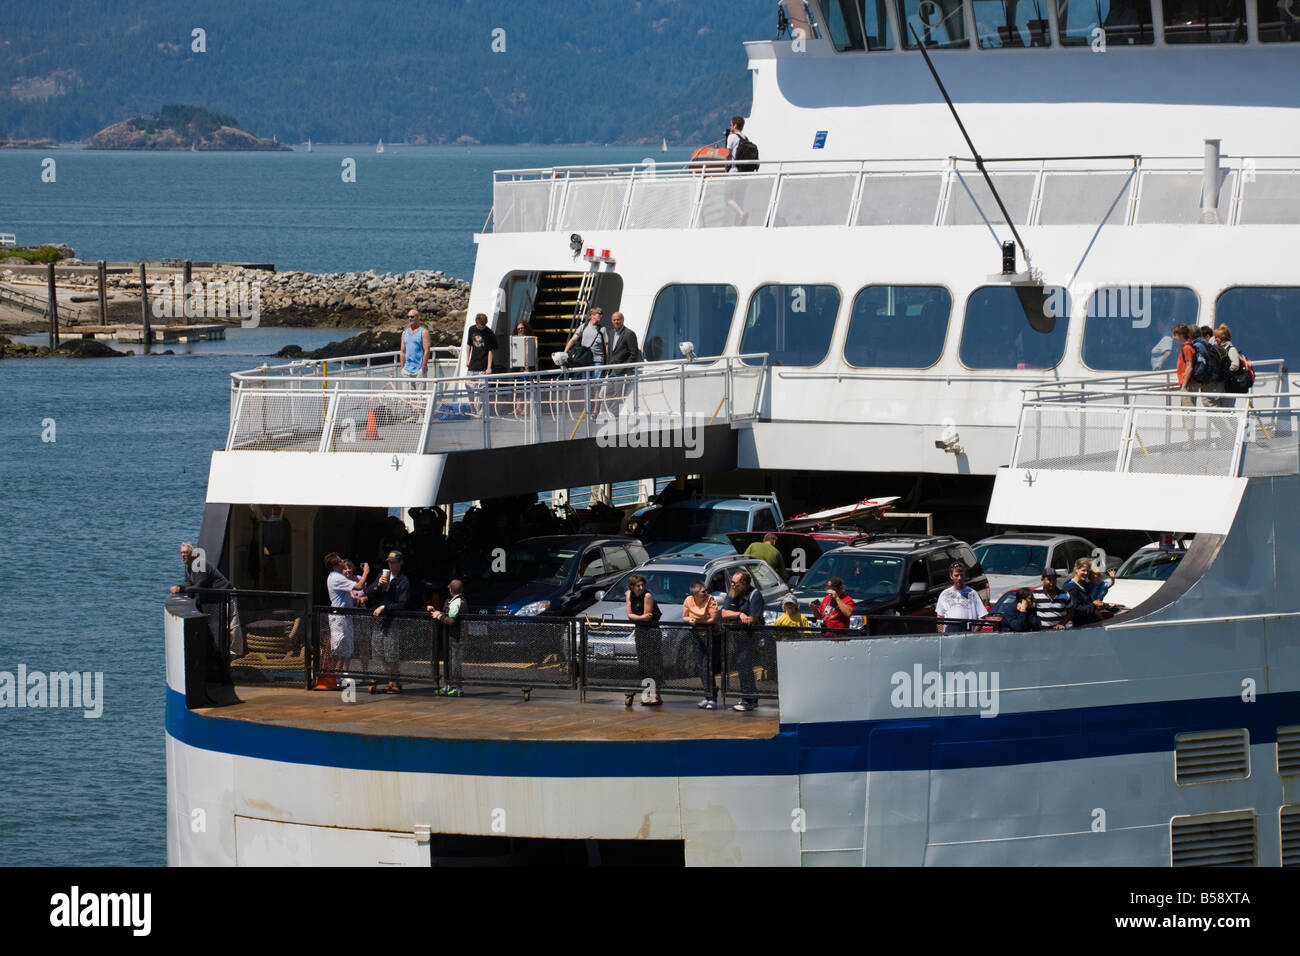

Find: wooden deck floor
<box><xmin>196</xmin><ymin>684</ymin><xmax>780</xmax><ymax>742</ymax></box>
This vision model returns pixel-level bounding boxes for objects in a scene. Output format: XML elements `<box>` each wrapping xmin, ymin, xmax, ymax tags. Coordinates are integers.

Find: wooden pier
<box><xmin>57</xmin><ymin>323</ymin><xmax>228</xmax><ymax>344</ymax></box>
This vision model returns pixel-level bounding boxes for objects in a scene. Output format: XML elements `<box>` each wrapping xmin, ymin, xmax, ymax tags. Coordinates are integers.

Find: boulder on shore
<box><xmin>55</xmin><ymin>339</ymin><xmax>128</xmax><ymax>358</ymax></box>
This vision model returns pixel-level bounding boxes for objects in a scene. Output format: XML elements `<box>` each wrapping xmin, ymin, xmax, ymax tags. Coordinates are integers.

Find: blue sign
<box><xmin>813</xmin><ymin>130</ymin><xmax>828</xmax><ymax>149</ymax></box>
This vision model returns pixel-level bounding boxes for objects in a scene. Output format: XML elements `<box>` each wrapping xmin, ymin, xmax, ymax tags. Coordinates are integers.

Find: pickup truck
<box><xmin>632</xmin><ymin>494</ymin><xmax>785</xmax><ymax>558</ymax></box>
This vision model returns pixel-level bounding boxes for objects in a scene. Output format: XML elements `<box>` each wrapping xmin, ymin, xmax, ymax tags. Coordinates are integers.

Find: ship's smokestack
<box><xmin>1200</xmin><ymin>138</ymin><xmax>1222</xmax><ymax>224</ymax></box>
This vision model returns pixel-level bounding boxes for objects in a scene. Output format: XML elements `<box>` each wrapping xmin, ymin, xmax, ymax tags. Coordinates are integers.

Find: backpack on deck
<box><xmin>1225</xmin><ymin>349</ymin><xmax>1255</xmax><ymax>393</ymax></box>
<box><xmin>1190</xmin><ymin>338</ymin><xmax>1226</xmax><ymax>384</ymax></box>
<box><xmin>734</xmin><ymin>135</ymin><xmax>759</xmax><ymax>172</ymax></box>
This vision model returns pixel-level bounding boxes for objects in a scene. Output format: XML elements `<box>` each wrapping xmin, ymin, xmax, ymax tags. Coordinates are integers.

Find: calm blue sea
<box><xmin>0</xmin><ymin>144</ymin><xmax>693</xmax><ymax>278</ymax></box>
<box><xmin>0</xmin><ymin>144</ymin><xmax>685</xmax><ymax>866</ymax></box>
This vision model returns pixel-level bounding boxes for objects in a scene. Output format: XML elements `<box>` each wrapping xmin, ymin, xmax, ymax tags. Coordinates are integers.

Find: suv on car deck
<box><xmin>632</xmin><ymin>495</ymin><xmax>785</xmax><ymax>558</ymax></box>
<box><xmin>789</xmin><ymin>535</ymin><xmax>990</xmax><ymax>631</ymax></box>
<box><xmin>470</xmin><ymin>535</ymin><xmax>650</xmax><ymax>617</ymax></box>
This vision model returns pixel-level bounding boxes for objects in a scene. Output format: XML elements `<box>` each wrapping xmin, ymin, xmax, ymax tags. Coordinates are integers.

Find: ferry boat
<box><xmin>165</xmin><ymin>0</ymin><xmax>1300</xmax><ymax>866</ymax></box>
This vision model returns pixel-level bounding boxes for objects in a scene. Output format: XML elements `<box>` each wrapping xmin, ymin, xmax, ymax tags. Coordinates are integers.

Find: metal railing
<box><xmin>226</xmin><ymin>354</ymin><xmax>770</xmax><ymax>454</ymax></box>
<box><xmin>488</xmin><ymin>154</ymin><xmax>1300</xmax><ymax>234</ymax></box>
<box><xmin>1011</xmin><ymin>361</ymin><xmax>1295</xmax><ymax>477</ymax></box>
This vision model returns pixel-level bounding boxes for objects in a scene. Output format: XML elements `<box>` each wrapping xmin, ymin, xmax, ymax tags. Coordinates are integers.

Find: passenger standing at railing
<box><xmin>465</xmin><ymin>312</ymin><xmax>499</xmax><ymax>413</ymax></box>
<box><xmin>604</xmin><ymin>311</ymin><xmax>640</xmax><ymax>408</ymax></box>
<box><xmin>683</xmin><ymin>581</ymin><xmax>721</xmax><ymax>709</ymax></box>
<box><xmin>627</xmin><ymin>573</ymin><xmax>664</xmax><ymax>706</ymax></box>
<box><xmin>721</xmin><ymin>569</ymin><xmax>765</xmax><ymax>712</ymax></box>
<box><xmin>809</xmin><ymin>577</ymin><xmax>853</xmax><ymax>630</ymax></box>
<box><xmin>431</xmin><ymin>579</ymin><xmax>465</xmax><ymax>697</ymax></box>
<box><xmin>366</xmin><ymin>550</ymin><xmax>412</xmax><ymax>694</ymax></box>
<box><xmin>934</xmin><ymin>561</ymin><xmax>987</xmax><ymax>634</ymax></box>
<box><xmin>171</xmin><ymin>541</ymin><xmax>245</xmax><ymax>657</ymax></box>
<box><xmin>564</xmin><ymin>307</ymin><xmax>609</xmax><ymax>381</ymax></box>
<box><xmin>320</xmin><ymin>553</ymin><xmax>359</xmax><ymax>690</ymax></box>
<box><xmin>401</xmin><ymin>309</ymin><xmax>431</xmax><ymax>389</ymax></box>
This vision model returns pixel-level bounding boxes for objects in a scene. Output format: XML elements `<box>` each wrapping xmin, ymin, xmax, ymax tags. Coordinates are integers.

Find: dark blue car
<box><xmin>471</xmin><ymin>535</ymin><xmax>650</xmax><ymax>617</ymax></box>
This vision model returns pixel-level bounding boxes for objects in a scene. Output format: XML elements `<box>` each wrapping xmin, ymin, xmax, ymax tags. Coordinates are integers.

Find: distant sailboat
<box><xmin>661</xmin><ymin>136</ymin><xmax>668</xmax><ymax>152</ymax></box>
<box><xmin>306</xmin><ymin>138</ymin><xmax>312</xmax><ymax>152</ymax></box>
<box><xmin>376</xmin><ymin>139</ymin><xmax>384</xmax><ymax>153</ymax></box>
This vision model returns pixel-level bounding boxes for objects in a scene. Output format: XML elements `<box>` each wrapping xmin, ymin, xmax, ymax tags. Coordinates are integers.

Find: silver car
<box><xmin>577</xmin><ymin>552</ymin><xmax>793</xmax><ymax>676</ymax></box>
<box><xmin>972</xmin><ymin>532</ymin><xmax>1102</xmax><ymax>597</ymax></box>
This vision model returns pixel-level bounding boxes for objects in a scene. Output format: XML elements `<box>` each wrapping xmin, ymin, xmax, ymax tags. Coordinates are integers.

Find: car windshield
<box><xmin>991</xmin><ymin>590</ymin><xmax>1021</xmax><ymax>615</ymax></box>
<box><xmin>480</xmin><ymin>545</ymin><xmax>578</xmax><ymax>587</ymax></box>
<box><xmin>801</xmin><ymin>553</ymin><xmax>903</xmax><ymax>599</ymax></box>
<box><xmin>973</xmin><ymin>543</ymin><xmax>1049</xmax><ymax>576</ymax></box>
<box><xmin>643</xmin><ymin>507</ymin><xmax>748</xmax><ymax>545</ymax></box>
<box><xmin>1117</xmin><ymin>549</ymin><xmax>1184</xmax><ymax>581</ymax></box>
<box><xmin>604</xmin><ymin>570</ymin><xmax>703</xmax><ymax>605</ymax></box>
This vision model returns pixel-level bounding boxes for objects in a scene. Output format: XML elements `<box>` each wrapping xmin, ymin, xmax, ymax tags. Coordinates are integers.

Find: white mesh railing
<box><xmin>488</xmin><ymin>156</ymin><xmax>1300</xmax><ymax>233</ymax></box>
<box><xmin>228</xmin><ymin>356</ymin><xmax>770</xmax><ymax>455</ymax></box>
<box><xmin>772</xmin><ymin>173</ymin><xmax>857</xmax><ymax>227</ymax></box>
<box><xmin>1012</xmin><ymin>361</ymin><xmax>1297</xmax><ymax>478</ymax></box>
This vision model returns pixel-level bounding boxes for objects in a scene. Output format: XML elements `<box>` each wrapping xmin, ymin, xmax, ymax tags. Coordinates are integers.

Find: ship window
<box><xmin>826</xmin><ymin>1</ymin><xmax>896</xmax><ymax>49</ymax></box>
<box><xmin>844</xmin><ymin>285</ymin><xmax>951</xmax><ymax>368</ymax></box>
<box><xmin>1258</xmin><ymin>0</ymin><xmax>1300</xmax><ymax>40</ymax></box>
<box><xmin>1057</xmin><ymin>0</ymin><xmax>1155</xmax><ymax>45</ymax></box>
<box><xmin>825</xmin><ymin>0</ymin><xmax>868</xmax><ymax>49</ymax></box>
<box><xmin>1162</xmin><ymin>0</ymin><xmax>1247</xmax><ymax>43</ymax></box>
<box><xmin>1082</xmin><ymin>286</ymin><xmax>1198</xmax><ymax>371</ymax></box>
<box><xmin>972</xmin><ymin>0</ymin><xmax>1052</xmax><ymax>47</ymax></box>
<box><xmin>960</xmin><ymin>286</ymin><xmax>1071</xmax><ymax>370</ymax></box>
<box><xmin>897</xmin><ymin>0</ymin><xmax>971</xmax><ymax>47</ymax></box>
<box><xmin>740</xmin><ymin>284</ymin><xmax>841</xmax><ymax>367</ymax></box>
<box><xmin>644</xmin><ymin>284</ymin><xmax>737</xmax><ymax>363</ymax></box>
<box><xmin>1215</xmin><ymin>287</ymin><xmax>1300</xmax><ymax>369</ymax></box>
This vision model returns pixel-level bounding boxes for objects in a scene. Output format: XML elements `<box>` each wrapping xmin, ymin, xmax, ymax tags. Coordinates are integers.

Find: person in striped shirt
<box><xmin>1033</xmin><ymin>568</ymin><xmax>1069</xmax><ymax>630</ymax></box>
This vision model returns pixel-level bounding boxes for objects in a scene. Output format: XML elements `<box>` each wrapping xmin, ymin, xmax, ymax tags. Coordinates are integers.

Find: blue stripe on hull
<box><xmin>166</xmin><ymin>687</ymin><xmax>1300</xmax><ymax>778</ymax></box>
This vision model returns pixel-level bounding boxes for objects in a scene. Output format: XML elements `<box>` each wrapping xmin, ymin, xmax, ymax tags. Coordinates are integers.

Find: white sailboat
<box><xmin>376</xmin><ymin>139</ymin><xmax>384</xmax><ymax>153</ymax></box>
<box><xmin>306</xmin><ymin>138</ymin><xmax>312</xmax><ymax>153</ymax></box>
<box><xmin>661</xmin><ymin>136</ymin><xmax>667</xmax><ymax>152</ymax></box>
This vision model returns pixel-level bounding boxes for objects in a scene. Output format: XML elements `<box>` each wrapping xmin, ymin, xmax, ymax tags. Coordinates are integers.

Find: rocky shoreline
<box><xmin>2</xmin><ymin>264</ymin><xmax>470</xmax><ymax>330</ymax></box>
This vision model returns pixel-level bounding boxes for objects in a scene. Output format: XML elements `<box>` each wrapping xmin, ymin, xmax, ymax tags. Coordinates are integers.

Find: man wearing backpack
<box><xmin>724</xmin><ymin>115</ymin><xmax>758</xmax><ymax>224</ymax></box>
<box><xmin>1177</xmin><ymin>323</ymin><xmax>1233</xmax><ymax>444</ymax></box>
<box><xmin>1215</xmin><ymin>324</ymin><xmax>1253</xmax><ymax>401</ymax></box>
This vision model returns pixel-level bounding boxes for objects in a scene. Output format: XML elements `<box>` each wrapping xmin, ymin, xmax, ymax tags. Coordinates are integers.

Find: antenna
<box><xmin>907</xmin><ymin>23</ymin><xmax>1033</xmax><ymax>274</ymax></box>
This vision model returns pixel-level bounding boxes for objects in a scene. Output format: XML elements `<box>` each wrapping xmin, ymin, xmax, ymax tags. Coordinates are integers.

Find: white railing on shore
<box><xmin>1011</xmin><ymin>361</ymin><xmax>1296</xmax><ymax>477</ymax></box>
<box><xmin>226</xmin><ymin>354</ymin><xmax>770</xmax><ymax>455</ymax></box>
<box><xmin>488</xmin><ymin>154</ymin><xmax>1300</xmax><ymax>233</ymax></box>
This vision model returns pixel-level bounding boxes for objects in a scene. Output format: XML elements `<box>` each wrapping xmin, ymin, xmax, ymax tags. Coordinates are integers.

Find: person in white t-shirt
<box><xmin>725</xmin><ymin>115</ymin><xmax>748</xmax><ymax>224</ymax></box>
<box><xmin>322</xmin><ymin>552</ymin><xmax>360</xmax><ymax>687</ymax></box>
<box><xmin>431</xmin><ymin>579</ymin><xmax>466</xmax><ymax>696</ymax></box>
<box><xmin>934</xmin><ymin>561</ymin><xmax>988</xmax><ymax>634</ymax></box>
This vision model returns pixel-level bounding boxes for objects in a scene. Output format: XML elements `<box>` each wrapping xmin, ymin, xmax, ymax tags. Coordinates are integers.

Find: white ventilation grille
<box><xmin>1171</xmin><ymin>811</ymin><xmax>1257</xmax><ymax>867</ymax></box>
<box><xmin>1282</xmin><ymin>807</ymin><xmax>1300</xmax><ymax>867</ymax></box>
<box><xmin>1175</xmin><ymin>729</ymin><xmax>1250</xmax><ymax>784</ymax></box>
<box><xmin>1278</xmin><ymin>726</ymin><xmax>1300</xmax><ymax>777</ymax></box>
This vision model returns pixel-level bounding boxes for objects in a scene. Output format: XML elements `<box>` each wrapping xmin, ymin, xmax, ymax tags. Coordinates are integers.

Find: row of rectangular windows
<box><xmin>642</xmin><ymin>282</ymin><xmax>1300</xmax><ymax>372</ymax></box>
<box><xmin>801</xmin><ymin>0</ymin><xmax>1299</xmax><ymax>51</ymax></box>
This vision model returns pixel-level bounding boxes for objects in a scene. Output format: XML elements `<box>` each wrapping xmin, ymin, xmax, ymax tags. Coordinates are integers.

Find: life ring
<box><xmin>1283</xmin><ymin>0</ymin><xmax>1300</xmax><ymax>22</ymax></box>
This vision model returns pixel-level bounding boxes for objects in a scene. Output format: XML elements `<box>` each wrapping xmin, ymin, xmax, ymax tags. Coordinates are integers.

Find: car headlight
<box><xmin>515</xmin><ymin>600</ymin><xmax>551</xmax><ymax>617</ymax></box>
<box><xmin>849</xmin><ymin>615</ymin><xmax>864</xmax><ymax>630</ymax></box>
<box><xmin>762</xmin><ymin>609</ymin><xmax>777</xmax><ymax>625</ymax></box>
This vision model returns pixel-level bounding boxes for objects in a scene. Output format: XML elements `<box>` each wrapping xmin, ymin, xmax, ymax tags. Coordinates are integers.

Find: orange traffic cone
<box><xmin>364</xmin><ymin>407</ymin><xmax>379</xmax><ymax>440</ymax></box>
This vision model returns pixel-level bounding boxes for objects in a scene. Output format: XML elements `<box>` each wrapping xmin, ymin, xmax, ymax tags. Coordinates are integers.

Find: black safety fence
<box><xmin>179</xmin><ymin>591</ymin><xmax>1015</xmax><ymax>704</ymax></box>
<box><xmin>190</xmin><ymin>588</ymin><xmax>313</xmax><ymax>687</ymax></box>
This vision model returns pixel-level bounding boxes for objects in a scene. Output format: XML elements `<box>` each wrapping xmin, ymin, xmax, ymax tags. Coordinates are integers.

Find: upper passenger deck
<box><xmin>738</xmin><ymin>1</ymin><xmax>1300</xmax><ymax>160</ymax></box>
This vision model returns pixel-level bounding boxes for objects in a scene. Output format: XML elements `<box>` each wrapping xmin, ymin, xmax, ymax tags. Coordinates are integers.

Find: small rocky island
<box><xmin>89</xmin><ymin>104</ymin><xmax>289</xmax><ymax>151</ymax></box>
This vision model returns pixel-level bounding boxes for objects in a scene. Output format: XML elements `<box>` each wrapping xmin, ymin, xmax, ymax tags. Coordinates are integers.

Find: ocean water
<box><xmin>0</xmin><ymin>144</ymin><xmax>694</xmax><ymax>279</ymax></box>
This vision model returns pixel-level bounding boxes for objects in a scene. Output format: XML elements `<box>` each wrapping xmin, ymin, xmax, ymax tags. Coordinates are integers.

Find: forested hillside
<box><xmin>0</xmin><ymin>1</ymin><xmax>771</xmax><ymax>144</ymax></box>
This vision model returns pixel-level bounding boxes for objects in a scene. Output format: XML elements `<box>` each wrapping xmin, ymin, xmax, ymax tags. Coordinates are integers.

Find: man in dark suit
<box><xmin>603</xmin><ymin>311</ymin><xmax>640</xmax><ymax>411</ymax></box>
<box><xmin>608</xmin><ymin>311</ymin><xmax>640</xmax><ymax>366</ymax></box>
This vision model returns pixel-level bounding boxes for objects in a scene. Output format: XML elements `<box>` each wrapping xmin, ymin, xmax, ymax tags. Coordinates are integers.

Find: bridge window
<box><xmin>972</xmin><ymin>0</ymin><xmax>1052</xmax><ymax>47</ymax></box>
<box><xmin>1058</xmin><ymin>0</ymin><xmax>1155</xmax><ymax>45</ymax></box>
<box><xmin>644</xmin><ymin>284</ymin><xmax>737</xmax><ymax>363</ymax></box>
<box><xmin>740</xmin><ymin>284</ymin><xmax>841</xmax><ymax>367</ymax></box>
<box><xmin>1082</xmin><ymin>286</ymin><xmax>1198</xmax><ymax>371</ymax></box>
<box><xmin>1258</xmin><ymin>0</ymin><xmax>1300</xmax><ymax>40</ymax></box>
<box><xmin>844</xmin><ymin>285</ymin><xmax>951</xmax><ymax>368</ymax></box>
<box><xmin>898</xmin><ymin>0</ymin><xmax>971</xmax><ymax>47</ymax></box>
<box><xmin>825</xmin><ymin>0</ymin><xmax>895</xmax><ymax>49</ymax></box>
<box><xmin>960</xmin><ymin>285</ymin><xmax>1071</xmax><ymax>370</ymax></box>
<box><xmin>1215</xmin><ymin>287</ymin><xmax>1300</xmax><ymax>369</ymax></box>
<box><xmin>1162</xmin><ymin>0</ymin><xmax>1247</xmax><ymax>43</ymax></box>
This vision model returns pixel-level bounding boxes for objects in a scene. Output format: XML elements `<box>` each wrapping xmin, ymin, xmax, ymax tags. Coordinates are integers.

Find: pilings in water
<box><xmin>139</xmin><ymin>262</ymin><xmax>152</xmax><ymax>354</ymax></box>
<box><xmin>97</xmin><ymin>260</ymin><xmax>109</xmax><ymax>326</ymax></box>
<box><xmin>46</xmin><ymin>262</ymin><xmax>59</xmax><ymax>349</ymax></box>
